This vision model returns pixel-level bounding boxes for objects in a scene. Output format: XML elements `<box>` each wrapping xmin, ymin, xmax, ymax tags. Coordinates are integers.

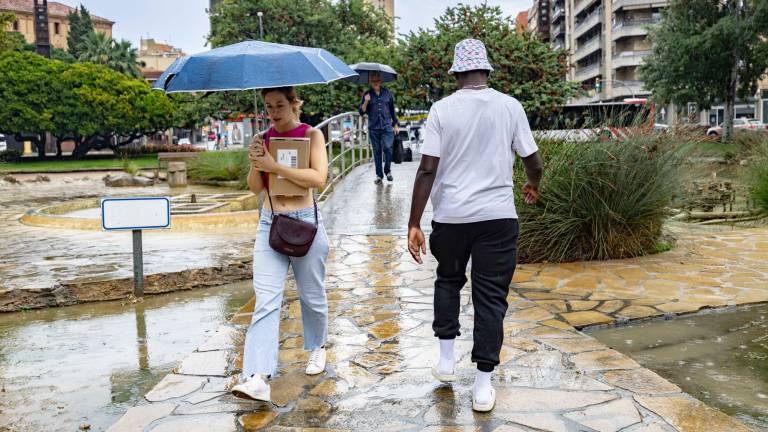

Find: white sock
<box><xmin>473</xmin><ymin>370</ymin><xmax>493</xmax><ymax>404</ymax></box>
<box><xmin>438</xmin><ymin>339</ymin><xmax>455</xmax><ymax>374</ymax></box>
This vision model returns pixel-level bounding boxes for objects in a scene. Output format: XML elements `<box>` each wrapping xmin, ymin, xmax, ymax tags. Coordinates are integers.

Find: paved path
<box><xmin>112</xmin><ymin>160</ymin><xmax>761</xmax><ymax>431</ymax></box>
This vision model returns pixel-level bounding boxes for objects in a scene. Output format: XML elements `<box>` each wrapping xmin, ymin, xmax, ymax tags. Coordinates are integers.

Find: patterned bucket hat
<box><xmin>448</xmin><ymin>38</ymin><xmax>494</xmax><ymax>74</ymax></box>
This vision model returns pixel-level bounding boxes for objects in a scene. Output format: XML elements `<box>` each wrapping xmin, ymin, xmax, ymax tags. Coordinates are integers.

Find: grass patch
<box><xmin>515</xmin><ymin>134</ymin><xmax>690</xmax><ymax>263</ymax></box>
<box><xmin>748</xmin><ymin>142</ymin><xmax>768</xmax><ymax>213</ymax></box>
<box><xmin>187</xmin><ymin>150</ymin><xmax>250</xmax><ymax>189</ymax></box>
<box><xmin>0</xmin><ymin>155</ymin><xmax>157</xmax><ymax>173</ymax></box>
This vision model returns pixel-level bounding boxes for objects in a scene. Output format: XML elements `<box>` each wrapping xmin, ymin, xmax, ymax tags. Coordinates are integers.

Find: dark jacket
<box><xmin>358</xmin><ymin>87</ymin><xmax>398</xmax><ymax>130</ymax></box>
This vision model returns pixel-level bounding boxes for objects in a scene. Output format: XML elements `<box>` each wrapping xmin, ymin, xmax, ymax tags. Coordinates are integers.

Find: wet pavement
<box><xmin>0</xmin><ymin>280</ymin><xmax>253</xmax><ymax>431</ymax></box>
<box><xmin>0</xmin><ymin>173</ymin><xmax>254</xmax><ymax>310</ymax></box>
<box><xmin>112</xmin><ymin>160</ymin><xmax>760</xmax><ymax>431</ymax></box>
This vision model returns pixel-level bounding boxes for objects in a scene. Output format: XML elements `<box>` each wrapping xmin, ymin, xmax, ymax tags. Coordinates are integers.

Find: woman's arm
<box><xmin>246</xmin><ymin>166</ymin><xmax>264</xmax><ymax>194</ymax></box>
<box><xmin>254</xmin><ymin>128</ymin><xmax>328</xmax><ymax>189</ymax></box>
<box><xmin>247</xmin><ymin>135</ymin><xmax>266</xmax><ymax>193</ymax></box>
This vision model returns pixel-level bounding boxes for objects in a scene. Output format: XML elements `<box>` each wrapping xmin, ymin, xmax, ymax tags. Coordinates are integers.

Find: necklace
<box><xmin>461</xmin><ymin>84</ymin><xmax>488</xmax><ymax>90</ymax></box>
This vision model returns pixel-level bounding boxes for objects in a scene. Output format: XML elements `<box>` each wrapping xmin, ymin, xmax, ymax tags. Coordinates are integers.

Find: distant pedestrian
<box><xmin>407</xmin><ymin>39</ymin><xmax>544</xmax><ymax>413</ymax></box>
<box><xmin>359</xmin><ymin>72</ymin><xmax>399</xmax><ymax>184</ymax></box>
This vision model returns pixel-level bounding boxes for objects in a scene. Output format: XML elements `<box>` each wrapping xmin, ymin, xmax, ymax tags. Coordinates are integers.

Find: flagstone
<box><xmin>571</xmin><ymin>350</ymin><xmax>641</xmax><ymax>372</ymax></box>
<box><xmin>597</xmin><ymin>300</ymin><xmax>625</xmax><ymax>314</ymax></box>
<box><xmin>602</xmin><ymin>369</ymin><xmax>681</xmax><ymax>394</ymax></box>
<box><xmin>106</xmin><ymin>403</ymin><xmax>176</xmax><ymax>432</ymax></box>
<box><xmin>145</xmin><ymin>374</ymin><xmax>206</xmax><ymax>402</ymax></box>
<box><xmin>238</xmin><ymin>410</ymin><xmax>278</xmax><ymax>430</ymax></box>
<box><xmin>568</xmin><ymin>300</ymin><xmax>600</xmax><ymax>311</ymax></box>
<box><xmin>175</xmin><ymin>351</ymin><xmax>229</xmax><ymax>377</ymax></box>
<box><xmin>494</xmin><ymin>388</ymin><xmax>617</xmax><ymax>413</ymax></box>
<box><xmin>564</xmin><ymin>398</ymin><xmax>641</xmax><ymax>432</ymax></box>
<box><xmin>495</xmin><ymin>412</ymin><xmax>569</xmax><ymax>432</ymax></box>
<box><xmin>616</xmin><ymin>305</ymin><xmax>663</xmax><ymax>320</ymax></box>
<box><xmin>560</xmin><ymin>311</ymin><xmax>614</xmax><ymax>328</ymax></box>
<box><xmin>635</xmin><ymin>395</ymin><xmax>754</xmax><ymax>432</ymax></box>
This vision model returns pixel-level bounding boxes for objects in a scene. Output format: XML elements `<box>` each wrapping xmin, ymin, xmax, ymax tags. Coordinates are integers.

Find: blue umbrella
<box><xmin>153</xmin><ymin>41</ymin><xmax>358</xmax><ymax>93</ymax></box>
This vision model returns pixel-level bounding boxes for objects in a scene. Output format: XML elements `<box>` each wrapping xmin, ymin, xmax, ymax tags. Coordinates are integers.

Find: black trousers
<box><xmin>430</xmin><ymin>218</ymin><xmax>519</xmax><ymax>372</ymax></box>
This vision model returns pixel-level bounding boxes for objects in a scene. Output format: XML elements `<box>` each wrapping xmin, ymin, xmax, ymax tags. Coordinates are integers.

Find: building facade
<box><xmin>552</xmin><ymin>0</ymin><xmax>666</xmax><ymax>104</ymax></box>
<box><xmin>516</xmin><ymin>11</ymin><xmax>529</xmax><ymax>34</ymax></box>
<box><xmin>0</xmin><ymin>0</ymin><xmax>113</xmax><ymax>51</ymax></box>
<box><xmin>139</xmin><ymin>38</ymin><xmax>185</xmax><ymax>84</ymax></box>
<box><xmin>528</xmin><ymin>0</ymin><xmax>552</xmax><ymax>42</ymax></box>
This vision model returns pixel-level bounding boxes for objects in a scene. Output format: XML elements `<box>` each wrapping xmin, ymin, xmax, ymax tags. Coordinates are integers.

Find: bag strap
<box><xmin>266</xmin><ymin>187</ymin><xmax>318</xmax><ymax>226</ymax></box>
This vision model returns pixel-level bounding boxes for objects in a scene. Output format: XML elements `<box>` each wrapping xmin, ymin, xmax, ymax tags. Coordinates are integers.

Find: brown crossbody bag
<box><xmin>264</xmin><ymin>178</ymin><xmax>318</xmax><ymax>258</ymax></box>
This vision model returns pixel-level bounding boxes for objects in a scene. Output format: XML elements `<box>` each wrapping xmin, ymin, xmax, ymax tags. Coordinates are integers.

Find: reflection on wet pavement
<box><xmin>591</xmin><ymin>304</ymin><xmax>768</xmax><ymax>430</ymax></box>
<box><xmin>0</xmin><ymin>281</ymin><xmax>251</xmax><ymax>431</ymax></box>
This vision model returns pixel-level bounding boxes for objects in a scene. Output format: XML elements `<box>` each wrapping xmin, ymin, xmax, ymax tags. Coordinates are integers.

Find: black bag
<box><xmin>403</xmin><ymin>147</ymin><xmax>413</xmax><ymax>162</ymax></box>
<box><xmin>393</xmin><ymin>136</ymin><xmax>404</xmax><ymax>164</ymax></box>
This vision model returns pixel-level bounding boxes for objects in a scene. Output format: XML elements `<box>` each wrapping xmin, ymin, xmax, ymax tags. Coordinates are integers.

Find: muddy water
<box><xmin>0</xmin><ymin>281</ymin><xmax>252</xmax><ymax>431</ymax></box>
<box><xmin>590</xmin><ymin>305</ymin><xmax>768</xmax><ymax>430</ymax></box>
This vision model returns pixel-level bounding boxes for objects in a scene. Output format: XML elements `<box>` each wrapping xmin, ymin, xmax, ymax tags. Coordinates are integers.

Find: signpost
<box><xmin>101</xmin><ymin>197</ymin><xmax>171</xmax><ymax>297</ymax></box>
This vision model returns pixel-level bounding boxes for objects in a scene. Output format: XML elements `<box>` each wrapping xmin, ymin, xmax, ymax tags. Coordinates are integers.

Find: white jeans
<box><xmin>241</xmin><ymin>206</ymin><xmax>330</xmax><ymax>378</ymax></box>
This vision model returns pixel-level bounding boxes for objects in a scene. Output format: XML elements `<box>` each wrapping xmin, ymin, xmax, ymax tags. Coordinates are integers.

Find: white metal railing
<box><xmin>314</xmin><ymin>112</ymin><xmax>371</xmax><ymax>201</ymax></box>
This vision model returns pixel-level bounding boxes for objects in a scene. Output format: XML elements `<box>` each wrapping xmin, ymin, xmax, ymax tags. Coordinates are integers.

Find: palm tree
<box><xmin>78</xmin><ymin>32</ymin><xmax>144</xmax><ymax>78</ymax></box>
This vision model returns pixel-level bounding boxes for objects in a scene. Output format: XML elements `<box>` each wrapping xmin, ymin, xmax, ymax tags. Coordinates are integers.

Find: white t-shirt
<box><xmin>420</xmin><ymin>88</ymin><xmax>538</xmax><ymax>224</ymax></box>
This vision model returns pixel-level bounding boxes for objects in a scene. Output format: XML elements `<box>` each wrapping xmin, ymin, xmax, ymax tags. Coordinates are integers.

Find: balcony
<box><xmin>575</xmin><ymin>8</ymin><xmax>602</xmax><ymax>38</ymax></box>
<box><xmin>552</xmin><ymin>22</ymin><xmax>566</xmax><ymax>38</ymax></box>
<box><xmin>610</xmin><ymin>80</ymin><xmax>647</xmax><ymax>99</ymax></box>
<box><xmin>575</xmin><ymin>0</ymin><xmax>601</xmax><ymax>16</ymax></box>
<box><xmin>574</xmin><ymin>35</ymin><xmax>602</xmax><ymax>61</ymax></box>
<box><xmin>612</xmin><ymin>17</ymin><xmax>660</xmax><ymax>40</ymax></box>
<box><xmin>575</xmin><ymin>62</ymin><xmax>602</xmax><ymax>81</ymax></box>
<box><xmin>553</xmin><ymin>39</ymin><xmax>566</xmax><ymax>50</ymax></box>
<box><xmin>612</xmin><ymin>0</ymin><xmax>669</xmax><ymax>12</ymax></box>
<box><xmin>552</xmin><ymin>6</ymin><xmax>565</xmax><ymax>23</ymax></box>
<box><xmin>612</xmin><ymin>50</ymin><xmax>651</xmax><ymax>69</ymax></box>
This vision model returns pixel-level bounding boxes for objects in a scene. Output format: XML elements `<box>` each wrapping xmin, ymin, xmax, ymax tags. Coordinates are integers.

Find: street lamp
<box><xmin>257</xmin><ymin>11</ymin><xmax>264</xmax><ymax>39</ymax></box>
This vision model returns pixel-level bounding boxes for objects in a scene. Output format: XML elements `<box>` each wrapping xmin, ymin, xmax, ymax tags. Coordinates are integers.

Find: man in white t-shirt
<box><xmin>407</xmin><ymin>39</ymin><xmax>543</xmax><ymax>413</ymax></box>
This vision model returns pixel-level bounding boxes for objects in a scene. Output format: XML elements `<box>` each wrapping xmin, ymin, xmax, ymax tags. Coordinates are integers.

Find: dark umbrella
<box><xmin>345</xmin><ymin>62</ymin><xmax>398</xmax><ymax>85</ymax></box>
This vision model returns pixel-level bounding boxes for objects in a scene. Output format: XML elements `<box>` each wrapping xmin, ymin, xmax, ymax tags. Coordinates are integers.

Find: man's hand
<box><xmin>364</xmin><ymin>93</ymin><xmax>371</xmax><ymax>103</ymax></box>
<box><xmin>522</xmin><ymin>182</ymin><xmax>539</xmax><ymax>204</ymax></box>
<box><xmin>394</xmin><ymin>125</ymin><xmax>400</xmax><ymax>135</ymax></box>
<box><xmin>408</xmin><ymin>226</ymin><xmax>427</xmax><ymax>264</ymax></box>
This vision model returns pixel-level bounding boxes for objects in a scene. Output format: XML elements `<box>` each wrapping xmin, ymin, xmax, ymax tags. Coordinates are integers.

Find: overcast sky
<box><xmin>68</xmin><ymin>0</ymin><xmax>532</xmax><ymax>55</ymax></box>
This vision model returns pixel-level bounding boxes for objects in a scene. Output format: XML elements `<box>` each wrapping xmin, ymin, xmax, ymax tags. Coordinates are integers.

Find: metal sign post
<box><xmin>102</xmin><ymin>197</ymin><xmax>171</xmax><ymax>297</ymax></box>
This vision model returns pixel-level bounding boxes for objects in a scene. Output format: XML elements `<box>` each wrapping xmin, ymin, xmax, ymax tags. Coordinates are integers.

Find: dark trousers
<box><xmin>369</xmin><ymin>128</ymin><xmax>394</xmax><ymax>179</ymax></box>
<box><xmin>430</xmin><ymin>219</ymin><xmax>519</xmax><ymax>372</ymax></box>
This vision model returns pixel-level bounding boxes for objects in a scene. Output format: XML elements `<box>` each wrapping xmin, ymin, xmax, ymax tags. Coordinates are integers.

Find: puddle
<box><xmin>0</xmin><ymin>281</ymin><xmax>252</xmax><ymax>431</ymax></box>
<box><xmin>590</xmin><ymin>305</ymin><xmax>768</xmax><ymax>430</ymax></box>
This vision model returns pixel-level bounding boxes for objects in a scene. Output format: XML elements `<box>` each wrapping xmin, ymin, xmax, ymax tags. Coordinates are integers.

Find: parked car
<box><xmin>749</xmin><ymin>119</ymin><xmax>768</xmax><ymax>130</ymax></box>
<box><xmin>0</xmin><ymin>134</ymin><xmax>6</xmax><ymax>151</ymax></box>
<box><xmin>653</xmin><ymin>123</ymin><xmax>670</xmax><ymax>133</ymax></box>
<box><xmin>706</xmin><ymin>118</ymin><xmax>756</xmax><ymax>137</ymax></box>
<box><xmin>178</xmin><ymin>138</ymin><xmax>191</xmax><ymax>146</ymax></box>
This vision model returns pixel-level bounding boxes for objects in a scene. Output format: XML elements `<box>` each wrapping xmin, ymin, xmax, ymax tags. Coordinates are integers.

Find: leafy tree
<box><xmin>67</xmin><ymin>5</ymin><xmax>94</xmax><ymax>58</ymax></box>
<box><xmin>78</xmin><ymin>32</ymin><xmax>144</xmax><ymax>78</ymax></box>
<box><xmin>0</xmin><ymin>12</ymin><xmax>24</xmax><ymax>52</ymax></box>
<box><xmin>0</xmin><ymin>51</ymin><xmax>62</xmax><ymax>158</ymax></box>
<box><xmin>641</xmin><ymin>0</ymin><xmax>768</xmax><ymax>141</ymax></box>
<box><xmin>53</xmin><ymin>62</ymin><xmax>173</xmax><ymax>158</ymax></box>
<box><xmin>394</xmin><ymin>4</ymin><xmax>577</xmax><ymax>119</ymax></box>
<box><xmin>208</xmin><ymin>0</ymin><xmax>394</xmax><ymax>118</ymax></box>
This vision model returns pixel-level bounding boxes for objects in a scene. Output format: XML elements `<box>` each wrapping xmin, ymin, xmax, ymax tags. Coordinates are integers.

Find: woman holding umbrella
<box><xmin>231</xmin><ymin>86</ymin><xmax>331</xmax><ymax>403</ymax></box>
<box><xmin>353</xmin><ymin>63</ymin><xmax>399</xmax><ymax>184</ymax></box>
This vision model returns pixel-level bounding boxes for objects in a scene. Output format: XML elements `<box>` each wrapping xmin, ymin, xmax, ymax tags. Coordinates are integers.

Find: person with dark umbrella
<box><xmin>358</xmin><ymin>71</ymin><xmax>399</xmax><ymax>184</ymax></box>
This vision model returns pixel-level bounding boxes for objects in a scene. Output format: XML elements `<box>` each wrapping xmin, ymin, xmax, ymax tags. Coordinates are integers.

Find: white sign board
<box><xmin>101</xmin><ymin>197</ymin><xmax>171</xmax><ymax>231</ymax></box>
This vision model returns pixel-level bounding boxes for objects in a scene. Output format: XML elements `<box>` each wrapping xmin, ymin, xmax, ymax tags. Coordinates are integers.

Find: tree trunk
<box><xmin>55</xmin><ymin>139</ymin><xmax>63</xmax><ymax>159</ymax></box>
<box><xmin>723</xmin><ymin>61</ymin><xmax>739</xmax><ymax>142</ymax></box>
<box><xmin>35</xmin><ymin>135</ymin><xmax>46</xmax><ymax>160</ymax></box>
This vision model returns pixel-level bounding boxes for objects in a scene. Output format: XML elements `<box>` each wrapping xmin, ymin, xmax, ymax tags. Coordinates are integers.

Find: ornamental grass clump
<box><xmin>515</xmin><ymin>134</ymin><xmax>688</xmax><ymax>263</ymax></box>
<box><xmin>187</xmin><ymin>150</ymin><xmax>250</xmax><ymax>189</ymax></box>
<box><xmin>748</xmin><ymin>142</ymin><xmax>768</xmax><ymax>214</ymax></box>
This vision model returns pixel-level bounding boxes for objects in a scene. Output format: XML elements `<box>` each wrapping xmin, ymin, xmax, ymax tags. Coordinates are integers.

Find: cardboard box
<box><xmin>268</xmin><ymin>137</ymin><xmax>310</xmax><ymax>196</ymax></box>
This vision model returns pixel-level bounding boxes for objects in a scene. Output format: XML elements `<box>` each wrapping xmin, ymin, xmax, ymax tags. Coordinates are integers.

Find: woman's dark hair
<box><xmin>262</xmin><ymin>86</ymin><xmax>304</xmax><ymax>118</ymax></box>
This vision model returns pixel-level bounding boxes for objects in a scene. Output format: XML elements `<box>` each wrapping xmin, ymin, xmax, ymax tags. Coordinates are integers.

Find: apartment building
<box><xmin>551</xmin><ymin>0</ymin><xmax>665</xmax><ymax>104</ymax></box>
<box><xmin>364</xmin><ymin>0</ymin><xmax>394</xmax><ymax>20</ymax></box>
<box><xmin>528</xmin><ymin>0</ymin><xmax>552</xmax><ymax>42</ymax></box>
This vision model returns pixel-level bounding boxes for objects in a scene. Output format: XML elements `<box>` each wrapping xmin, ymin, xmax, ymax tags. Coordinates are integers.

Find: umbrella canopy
<box><xmin>346</xmin><ymin>62</ymin><xmax>398</xmax><ymax>85</ymax></box>
<box><xmin>153</xmin><ymin>41</ymin><xmax>358</xmax><ymax>93</ymax></box>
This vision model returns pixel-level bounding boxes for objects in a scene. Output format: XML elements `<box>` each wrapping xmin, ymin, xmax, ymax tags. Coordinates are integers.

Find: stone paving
<box><xmin>111</xmin><ymin>161</ymin><xmax>761</xmax><ymax>431</ymax></box>
<box><xmin>0</xmin><ymin>173</ymin><xmax>254</xmax><ymax>311</ymax></box>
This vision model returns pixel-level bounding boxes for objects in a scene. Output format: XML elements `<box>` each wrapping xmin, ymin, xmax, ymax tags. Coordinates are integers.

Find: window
<box><xmin>12</xmin><ymin>20</ymin><xmax>18</xmax><ymax>31</ymax></box>
<box><xmin>54</xmin><ymin>22</ymin><xmax>60</xmax><ymax>35</ymax></box>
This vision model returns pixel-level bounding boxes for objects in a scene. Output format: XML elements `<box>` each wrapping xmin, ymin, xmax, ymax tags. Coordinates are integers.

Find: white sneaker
<box><xmin>472</xmin><ymin>387</ymin><xmax>496</xmax><ymax>412</ymax></box>
<box><xmin>431</xmin><ymin>365</ymin><xmax>457</xmax><ymax>382</ymax></box>
<box><xmin>305</xmin><ymin>348</ymin><xmax>326</xmax><ymax>375</ymax></box>
<box><xmin>231</xmin><ymin>374</ymin><xmax>271</xmax><ymax>402</ymax></box>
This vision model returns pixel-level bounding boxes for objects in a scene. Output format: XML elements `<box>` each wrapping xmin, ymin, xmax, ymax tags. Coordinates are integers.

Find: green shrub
<box><xmin>515</xmin><ymin>134</ymin><xmax>689</xmax><ymax>263</ymax></box>
<box><xmin>0</xmin><ymin>149</ymin><xmax>22</xmax><ymax>162</ymax></box>
<box><xmin>187</xmin><ymin>150</ymin><xmax>250</xmax><ymax>189</ymax></box>
<box><xmin>122</xmin><ymin>158</ymin><xmax>139</xmax><ymax>176</ymax></box>
<box><xmin>748</xmin><ymin>143</ymin><xmax>768</xmax><ymax>213</ymax></box>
